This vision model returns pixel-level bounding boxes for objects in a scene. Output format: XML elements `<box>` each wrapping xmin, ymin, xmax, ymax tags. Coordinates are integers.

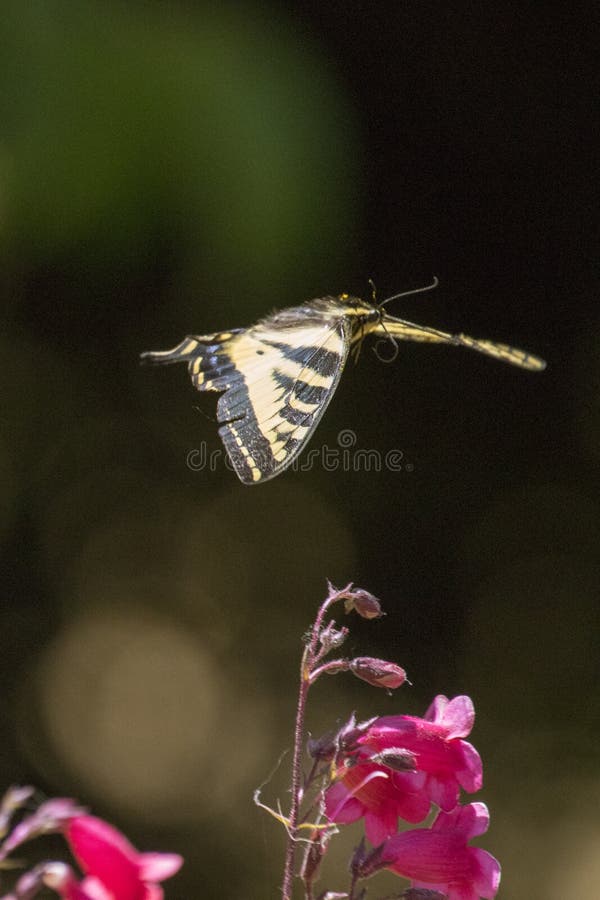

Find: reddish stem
<box><xmin>281</xmin><ymin>587</ymin><xmax>347</xmax><ymax>900</ymax></box>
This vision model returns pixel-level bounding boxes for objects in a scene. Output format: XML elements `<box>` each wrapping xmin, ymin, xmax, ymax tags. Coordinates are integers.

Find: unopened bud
<box><xmin>13</xmin><ymin>864</ymin><xmax>48</xmax><ymax>900</ymax></box>
<box><xmin>0</xmin><ymin>798</ymin><xmax>84</xmax><ymax>860</ymax></box>
<box><xmin>309</xmin><ymin>714</ymin><xmax>376</xmax><ymax>761</ymax></box>
<box><xmin>319</xmin><ymin>621</ymin><xmax>349</xmax><ymax>653</ymax></box>
<box><xmin>0</xmin><ymin>786</ymin><xmax>35</xmax><ymax>840</ymax></box>
<box><xmin>337</xmin><ymin>714</ymin><xmax>377</xmax><ymax>753</ymax></box>
<box><xmin>349</xmin><ymin>657</ymin><xmax>407</xmax><ymax>689</ymax></box>
<box><xmin>369</xmin><ymin>747</ymin><xmax>416</xmax><ymax>772</ymax></box>
<box><xmin>350</xmin><ymin>837</ymin><xmax>389</xmax><ymax>880</ymax></box>
<box><xmin>1</xmin><ymin>786</ymin><xmax>35</xmax><ymax>816</ymax></box>
<box><xmin>340</xmin><ymin>588</ymin><xmax>384</xmax><ymax>619</ymax></box>
<box><xmin>308</xmin><ymin>730</ymin><xmax>337</xmax><ymax>761</ymax></box>
<box><xmin>300</xmin><ymin>831</ymin><xmax>326</xmax><ymax>885</ymax></box>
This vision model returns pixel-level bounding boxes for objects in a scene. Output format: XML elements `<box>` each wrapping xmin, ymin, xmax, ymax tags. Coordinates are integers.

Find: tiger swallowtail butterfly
<box><xmin>141</xmin><ymin>280</ymin><xmax>545</xmax><ymax>484</ymax></box>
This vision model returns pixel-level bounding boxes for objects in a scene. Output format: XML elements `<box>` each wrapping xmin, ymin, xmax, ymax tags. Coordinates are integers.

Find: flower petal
<box><xmin>364</xmin><ymin>807</ymin><xmax>398</xmax><ymax>845</ymax></box>
<box><xmin>456</xmin><ymin>741</ymin><xmax>483</xmax><ymax>793</ymax></box>
<box><xmin>424</xmin><ymin>695</ymin><xmax>449</xmax><ymax>723</ymax></box>
<box><xmin>141</xmin><ymin>887</ymin><xmax>164</xmax><ymax>900</ymax></box>
<box><xmin>432</xmin><ymin>802</ymin><xmax>489</xmax><ymax>839</ymax></box>
<box><xmin>472</xmin><ymin>848</ymin><xmax>501</xmax><ymax>898</ymax></box>
<box><xmin>138</xmin><ymin>853</ymin><xmax>183</xmax><ymax>882</ymax></box>
<box><xmin>79</xmin><ymin>877</ymin><xmax>114</xmax><ymax>900</ymax></box>
<box><xmin>68</xmin><ymin>816</ymin><xmax>140</xmax><ymax>895</ymax></box>
<box><xmin>324</xmin><ymin>781</ymin><xmax>364</xmax><ymax>825</ymax></box>
<box><xmin>440</xmin><ymin>696</ymin><xmax>474</xmax><ymax>739</ymax></box>
<box><xmin>426</xmin><ymin>775</ymin><xmax>459</xmax><ymax>812</ymax></box>
<box><xmin>394</xmin><ymin>787</ymin><xmax>432</xmax><ymax>824</ymax></box>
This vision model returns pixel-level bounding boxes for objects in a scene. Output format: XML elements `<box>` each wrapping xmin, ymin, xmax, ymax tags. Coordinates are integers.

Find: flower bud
<box><xmin>0</xmin><ymin>786</ymin><xmax>35</xmax><ymax>840</ymax></box>
<box><xmin>13</xmin><ymin>863</ymin><xmax>51</xmax><ymax>899</ymax></box>
<box><xmin>40</xmin><ymin>862</ymin><xmax>77</xmax><ymax>893</ymax></box>
<box><xmin>307</xmin><ymin>730</ymin><xmax>338</xmax><ymax>762</ymax></box>
<box><xmin>350</xmin><ymin>837</ymin><xmax>389</xmax><ymax>880</ymax></box>
<box><xmin>319</xmin><ymin>622</ymin><xmax>349</xmax><ymax>653</ymax></box>
<box><xmin>0</xmin><ymin>786</ymin><xmax>35</xmax><ymax>816</ymax></box>
<box><xmin>337</xmin><ymin>714</ymin><xmax>377</xmax><ymax>753</ymax></box>
<box><xmin>0</xmin><ymin>798</ymin><xmax>84</xmax><ymax>859</ymax></box>
<box><xmin>308</xmin><ymin>714</ymin><xmax>377</xmax><ymax>761</ymax></box>
<box><xmin>340</xmin><ymin>588</ymin><xmax>383</xmax><ymax>619</ymax></box>
<box><xmin>300</xmin><ymin>831</ymin><xmax>326</xmax><ymax>885</ymax></box>
<box><xmin>368</xmin><ymin>747</ymin><xmax>417</xmax><ymax>772</ymax></box>
<box><xmin>349</xmin><ymin>657</ymin><xmax>407</xmax><ymax>689</ymax></box>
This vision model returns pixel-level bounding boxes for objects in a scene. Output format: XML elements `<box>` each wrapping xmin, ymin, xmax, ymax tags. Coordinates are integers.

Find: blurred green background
<box><xmin>1</xmin><ymin>1</ymin><xmax>597</xmax><ymax>897</ymax></box>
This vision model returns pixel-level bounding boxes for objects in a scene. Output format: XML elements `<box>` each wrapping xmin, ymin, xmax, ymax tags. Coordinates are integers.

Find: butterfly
<box><xmin>140</xmin><ymin>279</ymin><xmax>546</xmax><ymax>484</ymax></box>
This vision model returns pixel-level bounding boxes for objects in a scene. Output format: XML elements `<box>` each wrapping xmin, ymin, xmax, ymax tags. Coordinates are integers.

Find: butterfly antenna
<box><xmin>379</xmin><ymin>275</ymin><xmax>439</xmax><ymax>308</ymax></box>
<box><xmin>368</xmin><ymin>278</ymin><xmax>377</xmax><ymax>304</ymax></box>
<box><xmin>373</xmin><ymin>320</ymin><xmax>400</xmax><ymax>363</ymax></box>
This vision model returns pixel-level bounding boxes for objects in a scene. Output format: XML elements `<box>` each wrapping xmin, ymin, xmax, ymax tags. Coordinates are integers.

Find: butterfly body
<box><xmin>141</xmin><ymin>292</ymin><xmax>545</xmax><ymax>484</ymax></box>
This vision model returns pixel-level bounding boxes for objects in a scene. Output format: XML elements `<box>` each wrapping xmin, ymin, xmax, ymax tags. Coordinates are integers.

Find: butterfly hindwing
<box><xmin>139</xmin><ymin>329</ymin><xmax>244</xmax><ymax>386</ymax></box>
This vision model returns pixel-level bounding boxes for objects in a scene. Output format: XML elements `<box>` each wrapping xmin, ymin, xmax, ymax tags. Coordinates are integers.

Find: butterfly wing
<box><xmin>215</xmin><ymin>316</ymin><xmax>351</xmax><ymax>483</ymax></box>
<box><xmin>140</xmin><ymin>329</ymin><xmax>245</xmax><ymax>383</ymax></box>
<box><xmin>379</xmin><ymin>316</ymin><xmax>546</xmax><ymax>371</ymax></box>
<box><xmin>141</xmin><ymin>309</ymin><xmax>352</xmax><ymax>484</ymax></box>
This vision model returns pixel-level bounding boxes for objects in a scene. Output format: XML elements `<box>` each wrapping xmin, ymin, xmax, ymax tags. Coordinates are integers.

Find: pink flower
<box><xmin>361</xmin><ymin>695</ymin><xmax>483</xmax><ymax>811</ymax></box>
<box><xmin>324</xmin><ymin>695</ymin><xmax>482</xmax><ymax>843</ymax></box>
<box><xmin>383</xmin><ymin>802</ymin><xmax>501</xmax><ymax>900</ymax></box>
<box><xmin>62</xmin><ymin>816</ymin><xmax>183</xmax><ymax>900</ymax></box>
<box><xmin>324</xmin><ymin>762</ymin><xmax>431</xmax><ymax>845</ymax></box>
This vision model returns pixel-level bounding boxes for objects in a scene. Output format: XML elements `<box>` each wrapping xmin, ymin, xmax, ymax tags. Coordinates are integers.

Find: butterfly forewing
<box><xmin>453</xmin><ymin>335</ymin><xmax>546</xmax><ymax>371</ymax></box>
<box><xmin>380</xmin><ymin>317</ymin><xmax>546</xmax><ymax>371</ymax></box>
<box><xmin>215</xmin><ymin>316</ymin><xmax>351</xmax><ymax>483</ymax></box>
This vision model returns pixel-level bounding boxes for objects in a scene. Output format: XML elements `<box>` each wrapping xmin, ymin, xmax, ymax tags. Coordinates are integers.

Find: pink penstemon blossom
<box><xmin>381</xmin><ymin>802</ymin><xmax>501</xmax><ymax>900</ymax></box>
<box><xmin>324</xmin><ymin>693</ymin><xmax>483</xmax><ymax>843</ymax></box>
<box><xmin>366</xmin><ymin>694</ymin><xmax>483</xmax><ymax>809</ymax></box>
<box><xmin>0</xmin><ymin>796</ymin><xmax>182</xmax><ymax>900</ymax></box>
<box><xmin>63</xmin><ymin>815</ymin><xmax>183</xmax><ymax>900</ymax></box>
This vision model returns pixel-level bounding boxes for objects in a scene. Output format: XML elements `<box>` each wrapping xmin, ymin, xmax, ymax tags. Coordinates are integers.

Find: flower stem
<box><xmin>281</xmin><ymin>587</ymin><xmax>343</xmax><ymax>900</ymax></box>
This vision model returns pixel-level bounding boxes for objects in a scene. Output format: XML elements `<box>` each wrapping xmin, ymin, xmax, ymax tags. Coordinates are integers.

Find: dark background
<box><xmin>2</xmin><ymin>2</ymin><xmax>597</xmax><ymax>898</ymax></box>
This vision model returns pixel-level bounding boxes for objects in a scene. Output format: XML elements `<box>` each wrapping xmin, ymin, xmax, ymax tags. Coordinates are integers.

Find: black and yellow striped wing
<box><xmin>141</xmin><ymin>309</ymin><xmax>352</xmax><ymax>484</ymax></box>
<box><xmin>378</xmin><ymin>317</ymin><xmax>546</xmax><ymax>371</ymax></box>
